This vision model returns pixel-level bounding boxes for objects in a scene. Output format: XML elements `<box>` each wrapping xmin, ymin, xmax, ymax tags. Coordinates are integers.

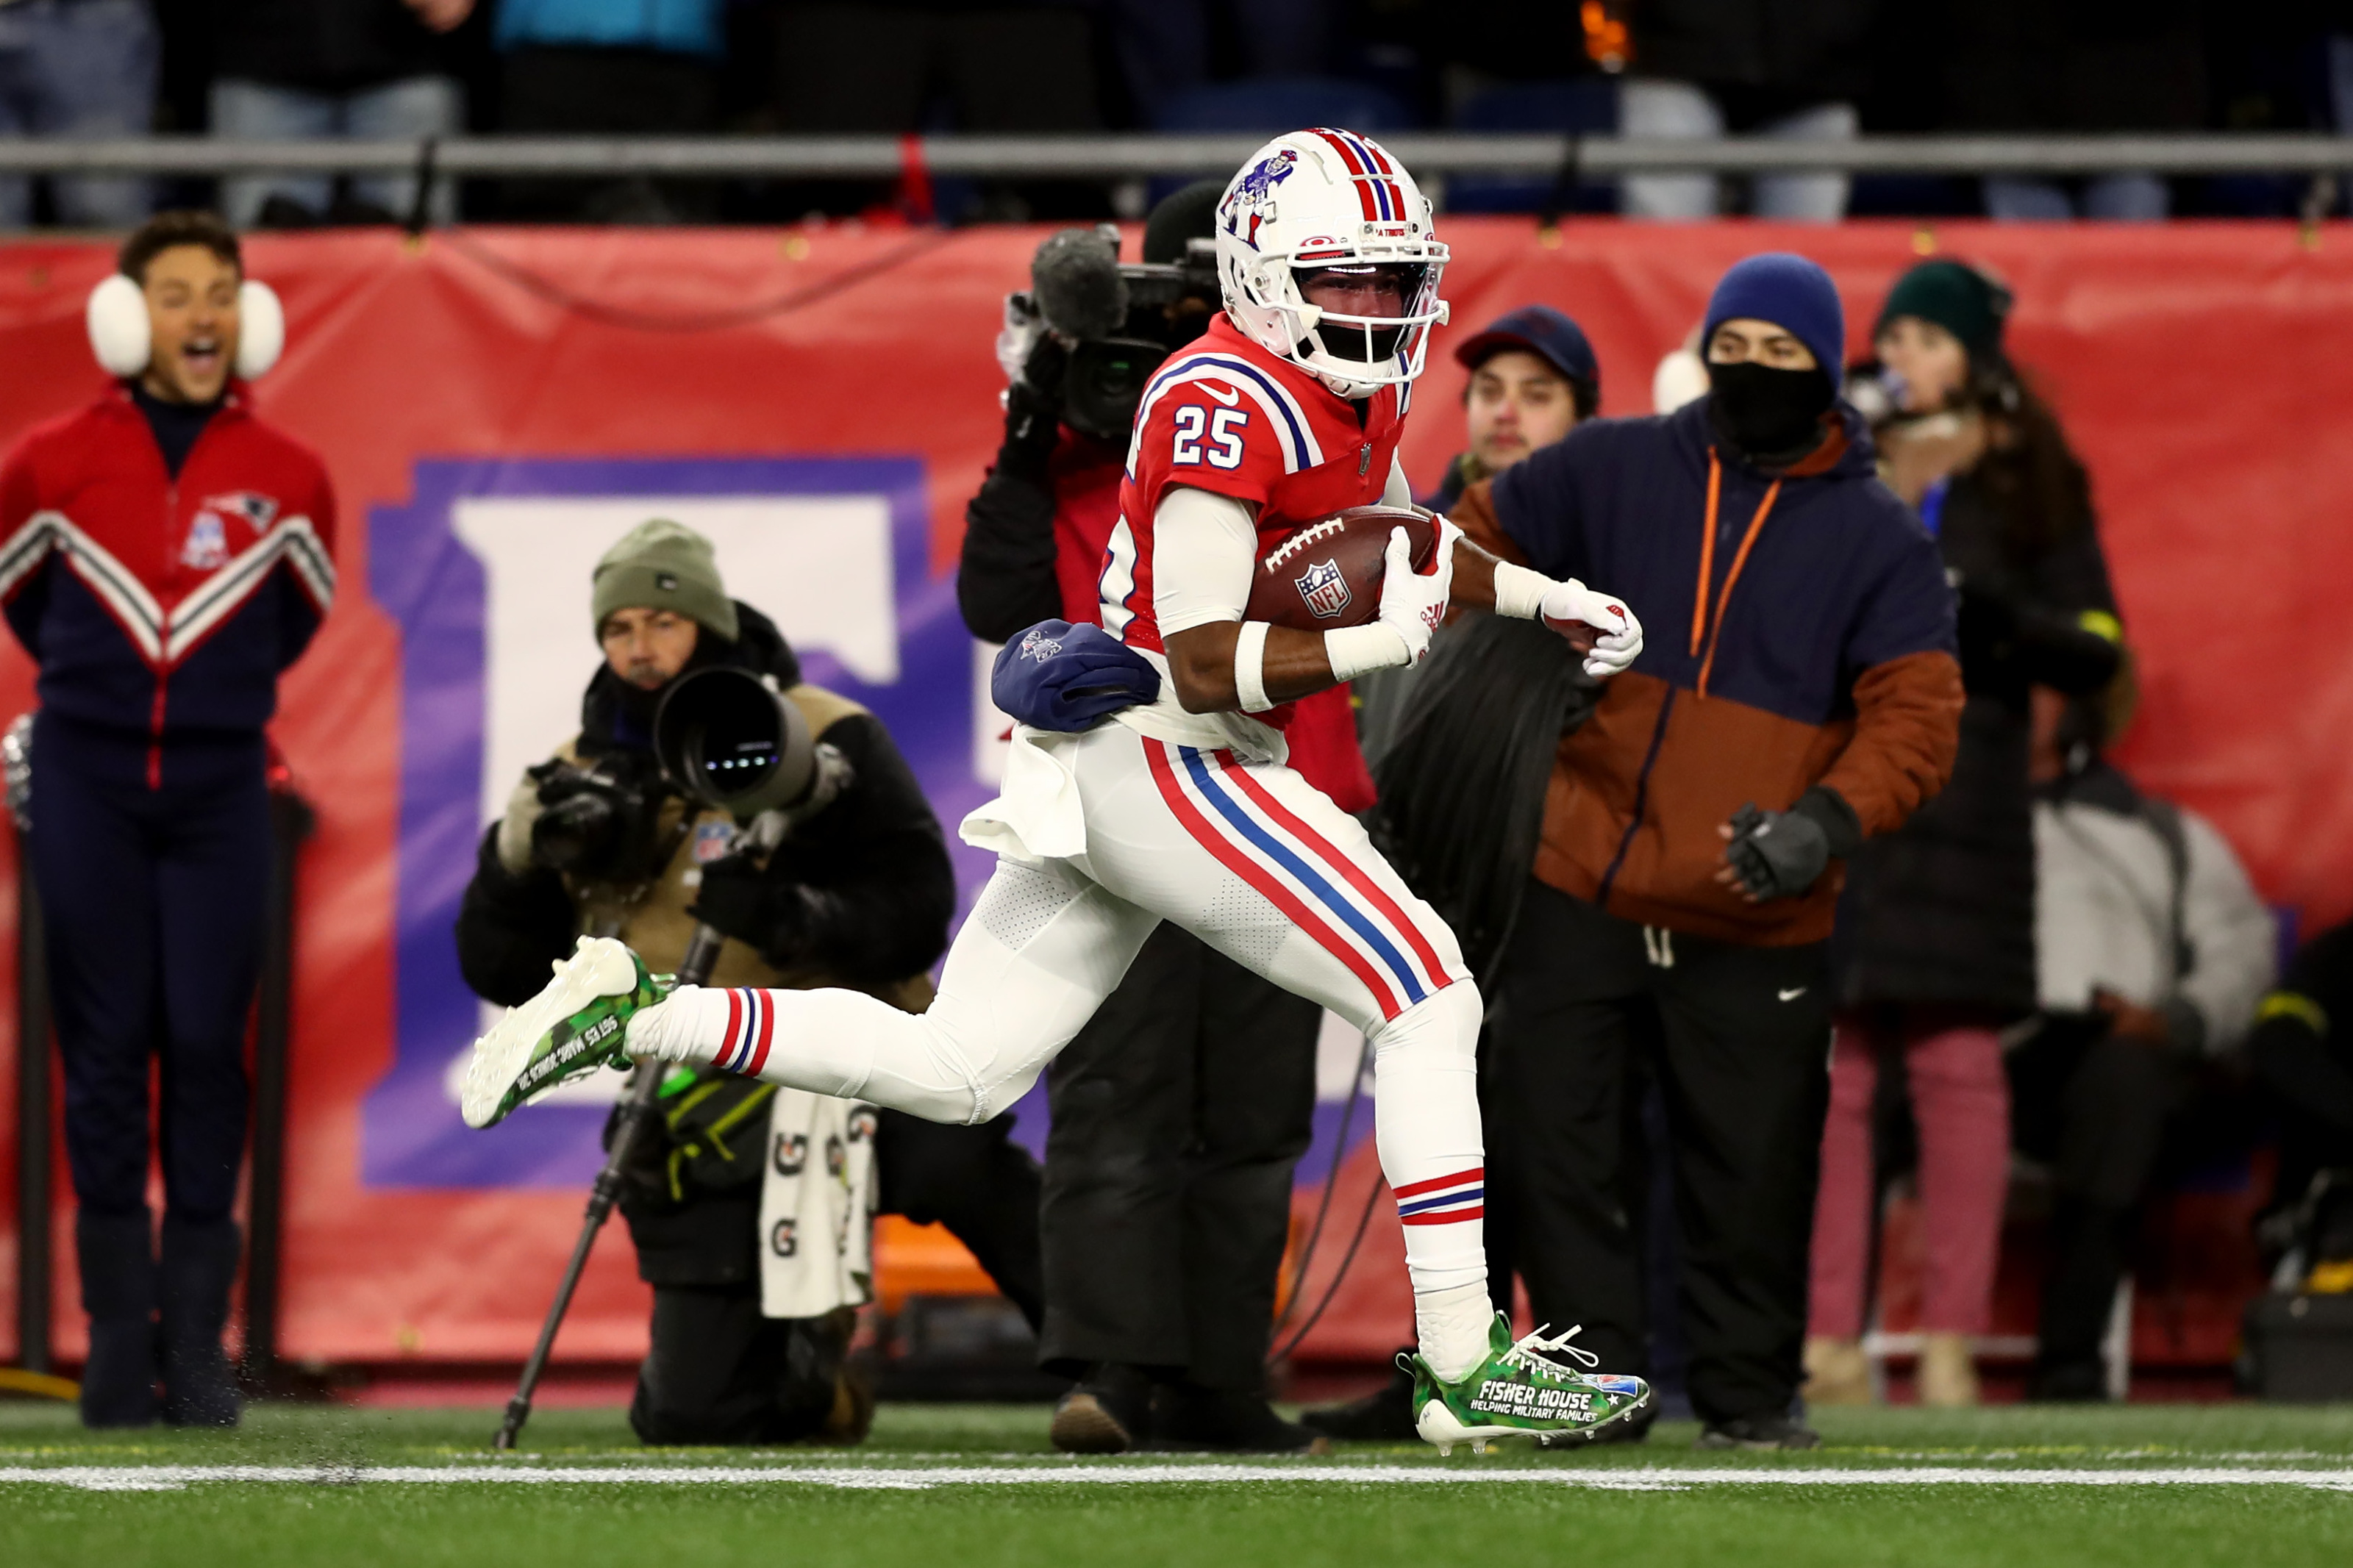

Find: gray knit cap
<box><xmin>590</xmin><ymin>518</ymin><xmax>738</xmax><ymax>644</ymax></box>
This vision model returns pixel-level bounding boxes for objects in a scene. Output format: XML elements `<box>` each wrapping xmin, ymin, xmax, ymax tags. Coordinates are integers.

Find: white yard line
<box><xmin>4</xmin><ymin>1464</ymin><xmax>2353</xmax><ymax>1493</ymax></box>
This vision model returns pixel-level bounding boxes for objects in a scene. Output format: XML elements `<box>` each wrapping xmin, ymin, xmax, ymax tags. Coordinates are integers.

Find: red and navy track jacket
<box><xmin>0</xmin><ymin>384</ymin><xmax>336</xmax><ymax>785</ymax></box>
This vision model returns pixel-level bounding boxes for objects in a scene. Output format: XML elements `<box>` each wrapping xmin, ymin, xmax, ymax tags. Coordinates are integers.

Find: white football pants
<box><xmin>632</xmin><ymin>722</ymin><xmax>1492</xmax><ymax>1367</ymax></box>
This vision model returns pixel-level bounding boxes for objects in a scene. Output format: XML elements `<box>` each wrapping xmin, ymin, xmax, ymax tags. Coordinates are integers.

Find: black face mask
<box><xmin>1707</xmin><ymin>361</ymin><xmax>1835</xmax><ymax>460</ymax></box>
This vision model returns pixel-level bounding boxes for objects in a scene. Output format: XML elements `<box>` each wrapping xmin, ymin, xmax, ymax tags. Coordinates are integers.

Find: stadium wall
<box><xmin>0</xmin><ymin>218</ymin><xmax>2342</xmax><ymax>1366</ymax></box>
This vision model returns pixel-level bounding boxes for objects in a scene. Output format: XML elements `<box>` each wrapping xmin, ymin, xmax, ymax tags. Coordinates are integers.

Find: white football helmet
<box><xmin>1214</xmin><ymin>127</ymin><xmax>1449</xmax><ymax>399</ymax></box>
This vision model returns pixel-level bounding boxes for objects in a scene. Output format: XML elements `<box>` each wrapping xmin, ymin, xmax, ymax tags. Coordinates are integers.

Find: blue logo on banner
<box><xmin>364</xmin><ymin>456</ymin><xmax>990</xmax><ymax>1189</ymax></box>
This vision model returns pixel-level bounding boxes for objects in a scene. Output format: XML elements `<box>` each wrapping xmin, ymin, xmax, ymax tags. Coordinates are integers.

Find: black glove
<box><xmin>998</xmin><ymin>336</ymin><xmax>1070</xmax><ymax>480</ymax></box>
<box><xmin>1721</xmin><ymin>787</ymin><xmax>1861</xmax><ymax>902</ymax></box>
<box><xmin>688</xmin><ymin>853</ymin><xmax>810</xmax><ymax>962</ymax></box>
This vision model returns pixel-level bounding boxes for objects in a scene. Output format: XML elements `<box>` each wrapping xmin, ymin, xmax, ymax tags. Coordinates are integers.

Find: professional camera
<box><xmin>1001</xmin><ymin>229</ymin><xmax>1221</xmax><ymax>443</ymax></box>
<box><xmin>653</xmin><ymin>666</ymin><xmax>851</xmax><ymax>837</ymax></box>
<box><xmin>527</xmin><ymin>754</ymin><xmax>673</xmax><ymax>884</ymax></box>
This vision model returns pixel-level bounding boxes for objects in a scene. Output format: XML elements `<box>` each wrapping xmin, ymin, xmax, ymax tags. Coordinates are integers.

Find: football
<box><xmin>1243</xmin><ymin>505</ymin><xmax>1440</xmax><ymax>631</ymax></box>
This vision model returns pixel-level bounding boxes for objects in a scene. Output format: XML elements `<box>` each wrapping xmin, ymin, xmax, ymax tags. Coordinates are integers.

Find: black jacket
<box><xmin>215</xmin><ymin>0</ymin><xmax>451</xmax><ymax>90</ymax></box>
<box><xmin>1835</xmin><ymin>458</ymin><xmax>2120</xmax><ymax>1016</ymax></box>
<box><xmin>454</xmin><ymin>601</ymin><xmax>955</xmax><ymax>1007</ymax></box>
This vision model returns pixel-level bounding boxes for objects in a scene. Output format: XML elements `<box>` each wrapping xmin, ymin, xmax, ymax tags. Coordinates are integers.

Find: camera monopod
<box><xmin>493</xmin><ymin>667</ymin><xmax>846</xmax><ymax>1450</ymax></box>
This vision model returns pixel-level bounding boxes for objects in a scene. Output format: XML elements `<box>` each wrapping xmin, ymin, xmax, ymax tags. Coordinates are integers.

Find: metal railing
<box><xmin>0</xmin><ymin>132</ymin><xmax>2349</xmax><ymax>179</ymax></box>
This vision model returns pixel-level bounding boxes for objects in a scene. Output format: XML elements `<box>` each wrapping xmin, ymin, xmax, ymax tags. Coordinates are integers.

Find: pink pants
<box><xmin>1807</xmin><ymin>1023</ymin><xmax>2010</xmax><ymax>1339</ymax></box>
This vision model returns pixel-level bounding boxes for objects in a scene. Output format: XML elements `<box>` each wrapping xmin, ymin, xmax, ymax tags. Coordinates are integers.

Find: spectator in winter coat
<box><xmin>1618</xmin><ymin>0</ymin><xmax>1881</xmax><ymax>220</ymax></box>
<box><xmin>210</xmin><ymin>0</ymin><xmax>471</xmax><ymax>227</ymax></box>
<box><xmin>1807</xmin><ymin>257</ymin><xmax>2124</xmax><ymax>1409</ymax></box>
<box><xmin>1446</xmin><ymin>252</ymin><xmax>1963</xmax><ymax>1449</ymax></box>
<box><xmin>2008</xmin><ymin>687</ymin><xmax>2273</xmax><ymax>1400</ymax></box>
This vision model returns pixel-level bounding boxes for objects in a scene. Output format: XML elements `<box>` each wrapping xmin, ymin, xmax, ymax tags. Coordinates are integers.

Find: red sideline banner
<box><xmin>0</xmin><ymin>218</ymin><xmax>2344</xmax><ymax>1367</ymax></box>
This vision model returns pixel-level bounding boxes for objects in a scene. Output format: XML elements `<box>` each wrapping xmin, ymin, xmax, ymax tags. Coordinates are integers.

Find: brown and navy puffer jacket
<box><xmin>1454</xmin><ymin>395</ymin><xmax>1964</xmax><ymax>947</ymax></box>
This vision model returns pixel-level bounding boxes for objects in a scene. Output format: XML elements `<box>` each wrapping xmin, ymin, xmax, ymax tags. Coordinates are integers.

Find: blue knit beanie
<box><xmin>1702</xmin><ymin>253</ymin><xmax>1846</xmax><ymax>387</ymax></box>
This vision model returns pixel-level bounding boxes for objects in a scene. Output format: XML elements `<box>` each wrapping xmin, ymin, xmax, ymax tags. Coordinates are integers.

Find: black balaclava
<box><xmin>1707</xmin><ymin>362</ymin><xmax>1836</xmax><ymax>462</ymax></box>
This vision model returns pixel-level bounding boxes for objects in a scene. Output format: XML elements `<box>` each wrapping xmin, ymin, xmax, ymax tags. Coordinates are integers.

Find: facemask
<box><xmin>1707</xmin><ymin>361</ymin><xmax>1835</xmax><ymax>459</ymax></box>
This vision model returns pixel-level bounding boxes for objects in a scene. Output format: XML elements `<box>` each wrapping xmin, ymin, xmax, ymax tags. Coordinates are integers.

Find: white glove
<box><xmin>1541</xmin><ymin>578</ymin><xmax>1643</xmax><ymax>678</ymax></box>
<box><xmin>1378</xmin><ymin>518</ymin><xmax>1458</xmax><ymax>667</ymax></box>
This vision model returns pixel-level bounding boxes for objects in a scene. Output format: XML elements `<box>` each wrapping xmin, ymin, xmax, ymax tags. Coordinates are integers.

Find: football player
<box><xmin>463</xmin><ymin>129</ymin><xmax>1649</xmax><ymax>1453</ymax></box>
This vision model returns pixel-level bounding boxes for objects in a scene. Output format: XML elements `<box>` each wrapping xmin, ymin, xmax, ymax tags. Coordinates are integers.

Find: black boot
<box><xmin>159</xmin><ymin>1214</ymin><xmax>243</xmax><ymax>1428</ymax></box>
<box><xmin>1049</xmin><ymin>1363</ymin><xmax>1157</xmax><ymax>1454</ymax></box>
<box><xmin>75</xmin><ymin>1209</ymin><xmax>158</xmax><ymax>1428</ymax></box>
<box><xmin>1154</xmin><ymin>1383</ymin><xmax>1329</xmax><ymax>1454</ymax></box>
<box><xmin>2031</xmin><ymin>1198</ymin><xmax>2130</xmax><ymax>1402</ymax></box>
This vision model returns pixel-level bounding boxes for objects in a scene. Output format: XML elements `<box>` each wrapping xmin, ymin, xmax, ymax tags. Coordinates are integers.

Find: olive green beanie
<box><xmin>590</xmin><ymin>518</ymin><xmax>738</xmax><ymax>644</ymax></box>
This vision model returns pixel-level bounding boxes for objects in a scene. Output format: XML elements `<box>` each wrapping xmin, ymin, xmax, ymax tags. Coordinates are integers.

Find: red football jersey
<box><xmin>1099</xmin><ymin>314</ymin><xmax>1410</xmax><ymax>732</ymax></box>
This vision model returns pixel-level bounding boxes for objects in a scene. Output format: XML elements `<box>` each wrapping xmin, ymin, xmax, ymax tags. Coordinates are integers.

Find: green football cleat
<box><xmin>461</xmin><ymin>936</ymin><xmax>671</xmax><ymax>1129</ymax></box>
<box><xmin>1407</xmin><ymin>1314</ymin><xmax>1653</xmax><ymax>1455</ymax></box>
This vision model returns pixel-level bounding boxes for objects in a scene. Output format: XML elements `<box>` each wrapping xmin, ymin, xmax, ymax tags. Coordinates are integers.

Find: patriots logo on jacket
<box><xmin>1222</xmin><ymin>148</ymin><xmax>1297</xmax><ymax>249</ymax></box>
<box><xmin>1295</xmin><ymin>557</ymin><xmax>1352</xmax><ymax>620</ymax></box>
<box><xmin>182</xmin><ymin>490</ymin><xmax>280</xmax><ymax>571</ymax></box>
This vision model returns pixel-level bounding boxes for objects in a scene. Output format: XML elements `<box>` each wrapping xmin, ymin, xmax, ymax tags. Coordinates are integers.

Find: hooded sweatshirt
<box><xmin>1452</xmin><ymin>395</ymin><xmax>1963</xmax><ymax>946</ymax></box>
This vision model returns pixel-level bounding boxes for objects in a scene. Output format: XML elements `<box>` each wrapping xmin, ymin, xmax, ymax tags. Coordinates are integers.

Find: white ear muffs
<box><xmin>86</xmin><ymin>273</ymin><xmax>148</xmax><ymax>376</ymax></box>
<box><xmin>85</xmin><ymin>274</ymin><xmax>286</xmax><ymax>380</ymax></box>
<box><xmin>235</xmin><ymin>280</ymin><xmax>283</xmax><ymax>379</ymax></box>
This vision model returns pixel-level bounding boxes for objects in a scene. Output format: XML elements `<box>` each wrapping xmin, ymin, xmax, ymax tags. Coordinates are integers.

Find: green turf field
<box><xmin>4</xmin><ymin>1400</ymin><xmax>2352</xmax><ymax>1568</ymax></box>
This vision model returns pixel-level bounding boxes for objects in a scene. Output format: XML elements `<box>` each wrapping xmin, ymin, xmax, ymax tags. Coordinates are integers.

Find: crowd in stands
<box><xmin>0</xmin><ymin>1</ymin><xmax>2351</xmax><ymax>225</ymax></box>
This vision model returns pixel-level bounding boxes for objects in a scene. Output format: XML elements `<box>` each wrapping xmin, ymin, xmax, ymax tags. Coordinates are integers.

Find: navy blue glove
<box><xmin>991</xmin><ymin>620</ymin><xmax>1162</xmax><ymax>732</ymax></box>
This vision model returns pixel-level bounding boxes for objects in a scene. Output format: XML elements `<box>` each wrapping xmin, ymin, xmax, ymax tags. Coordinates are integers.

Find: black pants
<box><xmin>876</xmin><ymin>1109</ymin><xmax>1047</xmax><ymax>1332</ymax></box>
<box><xmin>629</xmin><ymin>1108</ymin><xmax>1044</xmax><ymax>1440</ymax></box>
<box><xmin>632</xmin><ymin>1286</ymin><xmax>853</xmax><ymax>1445</ymax></box>
<box><xmin>1485</xmin><ymin>881</ymin><xmax>1831</xmax><ymax>1426</ymax></box>
<box><xmin>33</xmin><ymin>717</ymin><xmax>271</xmax><ymax>1223</ymax></box>
<box><xmin>2007</xmin><ymin>1023</ymin><xmax>2188</xmax><ymax>1375</ymax></box>
<box><xmin>1037</xmin><ymin>923</ymin><xmax>1320</xmax><ymax>1389</ymax></box>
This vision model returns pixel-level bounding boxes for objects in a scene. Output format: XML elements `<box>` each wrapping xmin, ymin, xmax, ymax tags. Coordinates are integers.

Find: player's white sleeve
<box><xmin>1383</xmin><ymin>454</ymin><xmax>1414</xmax><ymax>509</ymax></box>
<box><xmin>1152</xmin><ymin>485</ymin><xmax>1258</xmax><ymax>636</ymax></box>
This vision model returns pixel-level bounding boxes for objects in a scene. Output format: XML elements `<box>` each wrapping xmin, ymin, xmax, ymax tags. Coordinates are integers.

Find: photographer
<box><xmin>956</xmin><ymin>188</ymin><xmax>1355</xmax><ymax>1454</ymax></box>
<box><xmin>457</xmin><ymin>518</ymin><xmax>1044</xmax><ymax>1444</ymax></box>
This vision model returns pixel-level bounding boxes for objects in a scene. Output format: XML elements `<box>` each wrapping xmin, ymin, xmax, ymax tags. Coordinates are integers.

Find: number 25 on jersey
<box><xmin>1172</xmin><ymin>404</ymin><xmax>1249</xmax><ymax>470</ymax></box>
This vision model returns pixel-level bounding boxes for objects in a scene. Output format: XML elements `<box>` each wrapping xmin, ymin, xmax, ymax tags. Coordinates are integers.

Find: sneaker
<box><xmin>1050</xmin><ymin>1363</ymin><xmax>1156</xmax><ymax>1455</ymax></box>
<box><xmin>1407</xmin><ymin>1314</ymin><xmax>1653</xmax><ymax>1456</ymax></box>
<box><xmin>1154</xmin><ymin>1385</ymin><xmax>1330</xmax><ymax>1455</ymax></box>
<box><xmin>1300</xmin><ymin>1356</ymin><xmax>1418</xmax><ymax>1442</ymax></box>
<box><xmin>462</xmin><ymin>937</ymin><xmax>669</xmax><ymax>1129</ymax></box>
<box><xmin>1696</xmin><ymin>1413</ymin><xmax>1821</xmax><ymax>1450</ymax></box>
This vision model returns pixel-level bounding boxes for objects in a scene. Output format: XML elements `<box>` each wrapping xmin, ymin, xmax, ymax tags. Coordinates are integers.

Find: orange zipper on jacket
<box><xmin>1689</xmin><ymin>447</ymin><xmax>1781</xmax><ymax>699</ymax></box>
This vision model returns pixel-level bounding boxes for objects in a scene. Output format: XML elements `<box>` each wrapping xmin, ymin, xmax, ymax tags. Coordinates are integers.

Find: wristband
<box><xmin>1234</xmin><ymin>621</ymin><xmax>1274</xmax><ymax>712</ymax></box>
<box><xmin>1324</xmin><ymin>623</ymin><xmax>1410</xmax><ymax>681</ymax></box>
<box><xmin>1490</xmin><ymin>560</ymin><xmax>1554</xmax><ymax>621</ymax></box>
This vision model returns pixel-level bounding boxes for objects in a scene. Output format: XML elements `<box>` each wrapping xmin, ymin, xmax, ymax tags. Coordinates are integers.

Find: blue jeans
<box><xmin>0</xmin><ymin>0</ymin><xmax>157</xmax><ymax>229</ymax></box>
<box><xmin>210</xmin><ymin>74</ymin><xmax>463</xmax><ymax>226</ymax></box>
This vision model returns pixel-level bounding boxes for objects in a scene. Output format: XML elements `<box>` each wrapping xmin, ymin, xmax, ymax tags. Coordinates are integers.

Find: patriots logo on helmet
<box><xmin>1223</xmin><ymin>148</ymin><xmax>1298</xmax><ymax>250</ymax></box>
<box><xmin>1295</xmin><ymin>557</ymin><xmax>1352</xmax><ymax>620</ymax></box>
<box><xmin>1018</xmin><ymin>626</ymin><xmax>1065</xmax><ymax>662</ymax></box>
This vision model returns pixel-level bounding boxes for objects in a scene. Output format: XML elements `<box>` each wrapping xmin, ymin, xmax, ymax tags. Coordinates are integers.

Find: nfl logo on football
<box><xmin>1296</xmin><ymin>557</ymin><xmax>1352</xmax><ymax>619</ymax></box>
